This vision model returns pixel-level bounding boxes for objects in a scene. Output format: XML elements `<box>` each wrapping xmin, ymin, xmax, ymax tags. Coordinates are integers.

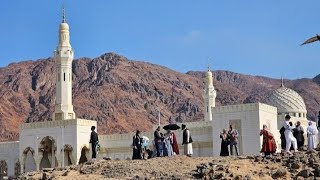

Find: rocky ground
<box><xmin>17</xmin><ymin>146</ymin><xmax>320</xmax><ymax>180</ymax></box>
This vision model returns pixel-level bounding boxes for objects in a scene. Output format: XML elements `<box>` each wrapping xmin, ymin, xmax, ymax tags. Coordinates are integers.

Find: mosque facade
<box><xmin>0</xmin><ymin>9</ymin><xmax>311</xmax><ymax>179</ymax></box>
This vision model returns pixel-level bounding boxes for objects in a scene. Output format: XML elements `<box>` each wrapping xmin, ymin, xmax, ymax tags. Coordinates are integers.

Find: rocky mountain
<box><xmin>0</xmin><ymin>52</ymin><xmax>319</xmax><ymax>141</ymax></box>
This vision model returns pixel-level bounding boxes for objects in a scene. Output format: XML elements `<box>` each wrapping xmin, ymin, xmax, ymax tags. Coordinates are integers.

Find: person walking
<box><xmin>132</xmin><ymin>130</ymin><xmax>142</xmax><ymax>160</ymax></box>
<box><xmin>283</xmin><ymin>115</ymin><xmax>298</xmax><ymax>154</ymax></box>
<box><xmin>154</xmin><ymin>126</ymin><xmax>161</xmax><ymax>157</ymax></box>
<box><xmin>228</xmin><ymin>124</ymin><xmax>239</xmax><ymax>156</ymax></box>
<box><xmin>89</xmin><ymin>126</ymin><xmax>99</xmax><ymax>160</ymax></box>
<box><xmin>182</xmin><ymin>124</ymin><xmax>193</xmax><ymax>157</ymax></box>
<box><xmin>307</xmin><ymin>121</ymin><xmax>318</xmax><ymax>150</ymax></box>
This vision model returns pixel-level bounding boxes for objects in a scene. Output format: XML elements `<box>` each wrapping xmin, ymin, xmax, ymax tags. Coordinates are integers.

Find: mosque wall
<box><xmin>19</xmin><ymin>119</ymin><xmax>96</xmax><ymax>172</ymax></box>
<box><xmin>212</xmin><ymin>103</ymin><xmax>278</xmax><ymax>156</ymax></box>
<box><xmin>0</xmin><ymin>141</ymin><xmax>19</xmax><ymax>177</ymax></box>
<box><xmin>97</xmin><ymin>122</ymin><xmax>213</xmax><ymax>160</ymax></box>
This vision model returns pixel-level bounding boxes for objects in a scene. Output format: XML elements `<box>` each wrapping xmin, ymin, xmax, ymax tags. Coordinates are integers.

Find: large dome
<box><xmin>266</xmin><ymin>85</ymin><xmax>307</xmax><ymax>115</ymax></box>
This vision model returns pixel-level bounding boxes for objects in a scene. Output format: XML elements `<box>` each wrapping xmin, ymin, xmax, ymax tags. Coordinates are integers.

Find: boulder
<box><xmin>272</xmin><ymin>168</ymin><xmax>287</xmax><ymax>179</ymax></box>
<box><xmin>297</xmin><ymin>169</ymin><xmax>313</xmax><ymax>178</ymax></box>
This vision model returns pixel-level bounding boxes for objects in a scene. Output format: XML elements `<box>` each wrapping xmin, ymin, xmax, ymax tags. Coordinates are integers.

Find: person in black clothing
<box><xmin>220</xmin><ymin>129</ymin><xmax>230</xmax><ymax>156</ymax></box>
<box><xmin>89</xmin><ymin>126</ymin><xmax>99</xmax><ymax>160</ymax></box>
<box><xmin>279</xmin><ymin>126</ymin><xmax>286</xmax><ymax>151</ymax></box>
<box><xmin>132</xmin><ymin>130</ymin><xmax>142</xmax><ymax>160</ymax></box>
<box><xmin>293</xmin><ymin>121</ymin><xmax>304</xmax><ymax>149</ymax></box>
<box><xmin>154</xmin><ymin>126</ymin><xmax>161</xmax><ymax>157</ymax></box>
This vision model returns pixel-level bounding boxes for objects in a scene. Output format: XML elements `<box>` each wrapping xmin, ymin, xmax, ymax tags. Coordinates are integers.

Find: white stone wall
<box><xmin>97</xmin><ymin>121</ymin><xmax>213</xmax><ymax>160</ymax></box>
<box><xmin>212</xmin><ymin>103</ymin><xmax>278</xmax><ymax>156</ymax></box>
<box><xmin>19</xmin><ymin>119</ymin><xmax>96</xmax><ymax>172</ymax></box>
<box><xmin>0</xmin><ymin>141</ymin><xmax>19</xmax><ymax>177</ymax></box>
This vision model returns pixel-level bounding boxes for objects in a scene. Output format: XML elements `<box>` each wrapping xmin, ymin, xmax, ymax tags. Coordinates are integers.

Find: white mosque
<box><xmin>0</xmin><ymin>8</ymin><xmax>310</xmax><ymax>179</ymax></box>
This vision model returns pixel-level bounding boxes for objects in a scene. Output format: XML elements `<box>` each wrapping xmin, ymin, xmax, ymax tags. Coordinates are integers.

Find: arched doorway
<box><xmin>78</xmin><ymin>146</ymin><xmax>89</xmax><ymax>164</ymax></box>
<box><xmin>63</xmin><ymin>144</ymin><xmax>74</xmax><ymax>166</ymax></box>
<box><xmin>14</xmin><ymin>160</ymin><xmax>21</xmax><ymax>177</ymax></box>
<box><xmin>0</xmin><ymin>160</ymin><xmax>7</xmax><ymax>180</ymax></box>
<box><xmin>39</xmin><ymin>136</ymin><xmax>58</xmax><ymax>169</ymax></box>
<box><xmin>23</xmin><ymin>147</ymin><xmax>36</xmax><ymax>173</ymax></box>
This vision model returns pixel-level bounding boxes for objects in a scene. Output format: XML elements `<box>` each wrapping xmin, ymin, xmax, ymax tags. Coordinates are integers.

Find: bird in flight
<box><xmin>301</xmin><ymin>34</ymin><xmax>320</xmax><ymax>46</ymax></box>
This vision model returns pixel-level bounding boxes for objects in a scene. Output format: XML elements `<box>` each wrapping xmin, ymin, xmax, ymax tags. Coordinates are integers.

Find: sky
<box><xmin>0</xmin><ymin>1</ymin><xmax>320</xmax><ymax>79</ymax></box>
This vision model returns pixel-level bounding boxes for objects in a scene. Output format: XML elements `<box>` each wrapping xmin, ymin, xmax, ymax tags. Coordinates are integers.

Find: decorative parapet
<box><xmin>212</xmin><ymin>102</ymin><xmax>277</xmax><ymax>114</ymax></box>
<box><xmin>0</xmin><ymin>141</ymin><xmax>19</xmax><ymax>149</ymax></box>
<box><xmin>99</xmin><ymin>124</ymin><xmax>212</xmax><ymax>142</ymax></box>
<box><xmin>20</xmin><ymin>118</ymin><xmax>96</xmax><ymax>130</ymax></box>
<box><xmin>151</xmin><ymin>121</ymin><xmax>211</xmax><ymax>130</ymax></box>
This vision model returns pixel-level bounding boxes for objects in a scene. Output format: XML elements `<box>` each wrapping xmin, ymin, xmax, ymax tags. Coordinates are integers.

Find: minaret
<box><xmin>203</xmin><ymin>65</ymin><xmax>217</xmax><ymax>121</ymax></box>
<box><xmin>52</xmin><ymin>6</ymin><xmax>76</xmax><ymax>120</ymax></box>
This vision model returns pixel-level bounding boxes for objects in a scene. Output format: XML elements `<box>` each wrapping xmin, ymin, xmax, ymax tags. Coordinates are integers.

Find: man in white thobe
<box><xmin>182</xmin><ymin>124</ymin><xmax>193</xmax><ymax>157</ymax></box>
<box><xmin>307</xmin><ymin>121</ymin><xmax>318</xmax><ymax>150</ymax></box>
<box><xmin>283</xmin><ymin>115</ymin><xmax>298</xmax><ymax>154</ymax></box>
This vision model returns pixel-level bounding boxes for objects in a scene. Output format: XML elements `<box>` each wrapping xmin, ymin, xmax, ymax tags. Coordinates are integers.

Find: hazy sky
<box><xmin>1</xmin><ymin>1</ymin><xmax>320</xmax><ymax>79</ymax></box>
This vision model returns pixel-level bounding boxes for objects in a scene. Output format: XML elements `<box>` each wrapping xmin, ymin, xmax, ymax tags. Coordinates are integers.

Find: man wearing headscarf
<box><xmin>283</xmin><ymin>115</ymin><xmax>298</xmax><ymax>154</ymax></box>
<box><xmin>307</xmin><ymin>121</ymin><xmax>318</xmax><ymax>150</ymax></box>
<box><xmin>182</xmin><ymin>124</ymin><xmax>193</xmax><ymax>157</ymax></box>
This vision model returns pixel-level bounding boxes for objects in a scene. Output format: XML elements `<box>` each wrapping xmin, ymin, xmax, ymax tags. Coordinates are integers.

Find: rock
<box><xmin>244</xmin><ymin>174</ymin><xmax>252</xmax><ymax>180</ymax></box>
<box><xmin>272</xmin><ymin>168</ymin><xmax>287</xmax><ymax>179</ymax></box>
<box><xmin>246</xmin><ymin>156</ymin><xmax>255</xmax><ymax>159</ymax></box>
<box><xmin>234</xmin><ymin>175</ymin><xmax>243</xmax><ymax>180</ymax></box>
<box><xmin>314</xmin><ymin>167</ymin><xmax>320</xmax><ymax>177</ymax></box>
<box><xmin>42</xmin><ymin>168</ymin><xmax>54</xmax><ymax>173</ymax></box>
<box><xmin>103</xmin><ymin>157</ymin><xmax>112</xmax><ymax>161</ymax></box>
<box><xmin>292</xmin><ymin>162</ymin><xmax>301</xmax><ymax>169</ymax></box>
<box><xmin>297</xmin><ymin>169</ymin><xmax>313</xmax><ymax>178</ymax></box>
<box><xmin>295</xmin><ymin>176</ymin><xmax>305</xmax><ymax>180</ymax></box>
<box><xmin>61</xmin><ymin>170</ymin><xmax>69</xmax><ymax>176</ymax></box>
<box><xmin>214</xmin><ymin>173</ymin><xmax>224</xmax><ymax>179</ymax></box>
<box><xmin>41</xmin><ymin>172</ymin><xmax>52</xmax><ymax>180</ymax></box>
<box><xmin>307</xmin><ymin>149</ymin><xmax>317</xmax><ymax>154</ymax></box>
<box><xmin>275</xmin><ymin>157</ymin><xmax>282</xmax><ymax>162</ymax></box>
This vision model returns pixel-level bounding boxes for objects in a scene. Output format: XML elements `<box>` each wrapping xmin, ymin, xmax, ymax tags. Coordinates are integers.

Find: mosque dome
<box><xmin>266</xmin><ymin>83</ymin><xmax>307</xmax><ymax>118</ymax></box>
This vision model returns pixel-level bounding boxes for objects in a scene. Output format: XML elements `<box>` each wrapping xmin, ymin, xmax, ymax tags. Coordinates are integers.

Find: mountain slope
<box><xmin>0</xmin><ymin>52</ymin><xmax>319</xmax><ymax>141</ymax></box>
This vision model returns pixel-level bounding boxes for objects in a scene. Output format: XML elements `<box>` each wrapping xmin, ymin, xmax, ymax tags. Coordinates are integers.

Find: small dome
<box><xmin>266</xmin><ymin>86</ymin><xmax>307</xmax><ymax>114</ymax></box>
<box><xmin>59</xmin><ymin>23</ymin><xmax>69</xmax><ymax>30</ymax></box>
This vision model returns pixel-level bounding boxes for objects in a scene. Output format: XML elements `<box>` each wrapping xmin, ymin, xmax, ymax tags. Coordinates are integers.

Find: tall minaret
<box><xmin>52</xmin><ymin>7</ymin><xmax>76</xmax><ymax>120</ymax></box>
<box><xmin>203</xmin><ymin>65</ymin><xmax>217</xmax><ymax>121</ymax></box>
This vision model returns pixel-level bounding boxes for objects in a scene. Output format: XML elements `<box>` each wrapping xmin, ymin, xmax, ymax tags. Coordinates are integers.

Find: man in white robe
<box><xmin>307</xmin><ymin>121</ymin><xmax>318</xmax><ymax>150</ymax></box>
<box><xmin>182</xmin><ymin>124</ymin><xmax>193</xmax><ymax>157</ymax></box>
<box><xmin>283</xmin><ymin>115</ymin><xmax>298</xmax><ymax>154</ymax></box>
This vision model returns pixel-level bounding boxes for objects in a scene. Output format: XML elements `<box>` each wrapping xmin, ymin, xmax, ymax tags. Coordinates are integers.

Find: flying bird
<box><xmin>301</xmin><ymin>34</ymin><xmax>320</xmax><ymax>46</ymax></box>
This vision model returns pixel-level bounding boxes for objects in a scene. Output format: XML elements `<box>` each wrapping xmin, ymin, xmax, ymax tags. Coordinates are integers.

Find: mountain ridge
<box><xmin>0</xmin><ymin>52</ymin><xmax>319</xmax><ymax>141</ymax></box>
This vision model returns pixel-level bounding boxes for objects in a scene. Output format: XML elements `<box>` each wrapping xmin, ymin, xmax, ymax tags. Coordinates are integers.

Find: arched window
<box><xmin>64</xmin><ymin>73</ymin><xmax>66</xmax><ymax>81</ymax></box>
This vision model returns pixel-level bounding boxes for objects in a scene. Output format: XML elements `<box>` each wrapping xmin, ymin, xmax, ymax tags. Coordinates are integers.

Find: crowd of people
<box><xmin>219</xmin><ymin>114</ymin><xmax>320</xmax><ymax>157</ymax></box>
<box><xmin>131</xmin><ymin>124</ymin><xmax>194</xmax><ymax>160</ymax></box>
<box><xmin>280</xmin><ymin>114</ymin><xmax>318</xmax><ymax>154</ymax></box>
<box><xmin>89</xmin><ymin>112</ymin><xmax>320</xmax><ymax>161</ymax></box>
